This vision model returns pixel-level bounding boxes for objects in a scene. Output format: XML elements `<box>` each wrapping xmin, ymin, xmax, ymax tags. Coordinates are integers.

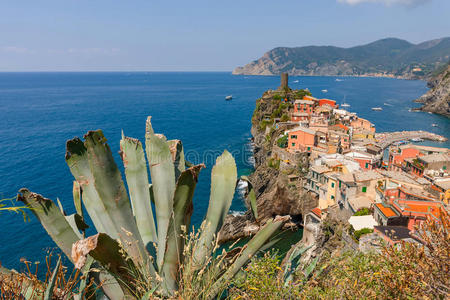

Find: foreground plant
<box><xmin>0</xmin><ymin>254</ymin><xmax>95</xmax><ymax>299</ymax></box>
<box><xmin>16</xmin><ymin>117</ymin><xmax>288</xmax><ymax>299</ymax></box>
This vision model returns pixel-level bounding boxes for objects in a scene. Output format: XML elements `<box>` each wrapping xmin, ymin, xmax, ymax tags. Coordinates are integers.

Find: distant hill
<box><xmin>233</xmin><ymin>37</ymin><xmax>450</xmax><ymax>79</ymax></box>
<box><xmin>415</xmin><ymin>62</ymin><xmax>450</xmax><ymax>117</ymax></box>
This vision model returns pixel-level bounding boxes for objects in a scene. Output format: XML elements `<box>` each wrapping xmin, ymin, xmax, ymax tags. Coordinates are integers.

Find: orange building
<box><xmin>294</xmin><ymin>99</ymin><xmax>315</xmax><ymax>114</ymax></box>
<box><xmin>388</xmin><ymin>145</ymin><xmax>422</xmax><ymax>171</ymax></box>
<box><xmin>287</xmin><ymin>126</ymin><xmax>316</xmax><ymax>152</ymax></box>
<box><xmin>350</xmin><ymin>117</ymin><xmax>375</xmax><ymax>133</ymax></box>
<box><xmin>318</xmin><ymin>98</ymin><xmax>337</xmax><ymax>108</ymax></box>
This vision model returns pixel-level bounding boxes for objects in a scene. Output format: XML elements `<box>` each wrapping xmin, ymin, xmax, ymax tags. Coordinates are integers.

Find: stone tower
<box><xmin>279</xmin><ymin>73</ymin><xmax>289</xmax><ymax>90</ymax></box>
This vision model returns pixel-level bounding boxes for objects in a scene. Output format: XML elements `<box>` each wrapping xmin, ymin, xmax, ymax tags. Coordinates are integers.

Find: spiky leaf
<box><xmin>120</xmin><ymin>133</ymin><xmax>157</xmax><ymax>246</ymax></box>
<box><xmin>207</xmin><ymin>216</ymin><xmax>289</xmax><ymax>299</ymax></box>
<box><xmin>145</xmin><ymin>116</ymin><xmax>176</xmax><ymax>269</ymax></box>
<box><xmin>194</xmin><ymin>150</ymin><xmax>237</xmax><ymax>266</ymax></box>
<box><xmin>161</xmin><ymin>164</ymin><xmax>204</xmax><ymax>294</ymax></box>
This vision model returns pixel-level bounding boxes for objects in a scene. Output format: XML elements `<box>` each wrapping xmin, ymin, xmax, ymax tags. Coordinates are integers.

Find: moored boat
<box><xmin>225</xmin><ymin>95</ymin><xmax>232</xmax><ymax>100</ymax></box>
<box><xmin>371</xmin><ymin>107</ymin><xmax>383</xmax><ymax>111</ymax></box>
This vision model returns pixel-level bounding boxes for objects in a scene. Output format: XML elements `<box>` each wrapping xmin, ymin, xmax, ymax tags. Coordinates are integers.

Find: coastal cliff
<box><xmin>219</xmin><ymin>81</ymin><xmax>317</xmax><ymax>243</ymax></box>
<box><xmin>415</xmin><ymin>63</ymin><xmax>450</xmax><ymax>117</ymax></box>
<box><xmin>233</xmin><ymin>37</ymin><xmax>450</xmax><ymax>79</ymax></box>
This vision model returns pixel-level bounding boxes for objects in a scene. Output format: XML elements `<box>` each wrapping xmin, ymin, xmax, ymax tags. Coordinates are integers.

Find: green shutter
<box><xmin>362</xmin><ymin>186</ymin><xmax>367</xmax><ymax>193</ymax></box>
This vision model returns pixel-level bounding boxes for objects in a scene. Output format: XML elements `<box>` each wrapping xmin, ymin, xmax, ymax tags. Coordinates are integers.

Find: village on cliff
<box><xmin>261</xmin><ymin>74</ymin><xmax>449</xmax><ymax>249</ymax></box>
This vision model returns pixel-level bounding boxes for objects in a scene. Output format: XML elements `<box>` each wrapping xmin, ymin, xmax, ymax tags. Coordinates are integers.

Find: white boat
<box><xmin>371</xmin><ymin>107</ymin><xmax>383</xmax><ymax>111</ymax></box>
<box><xmin>411</xmin><ymin>138</ymin><xmax>424</xmax><ymax>142</ymax></box>
<box><xmin>341</xmin><ymin>103</ymin><xmax>350</xmax><ymax>107</ymax></box>
<box><xmin>322</xmin><ymin>89</ymin><xmax>328</xmax><ymax>93</ymax></box>
<box><xmin>383</xmin><ymin>102</ymin><xmax>393</xmax><ymax>106</ymax></box>
<box><xmin>293</xmin><ymin>80</ymin><xmax>299</xmax><ymax>83</ymax></box>
<box><xmin>336</xmin><ymin>78</ymin><xmax>343</xmax><ymax>82</ymax></box>
<box><xmin>432</xmin><ymin>123</ymin><xmax>438</xmax><ymax>127</ymax></box>
<box><xmin>225</xmin><ymin>95</ymin><xmax>232</xmax><ymax>100</ymax></box>
<box><xmin>428</xmin><ymin>112</ymin><xmax>433</xmax><ymax>114</ymax></box>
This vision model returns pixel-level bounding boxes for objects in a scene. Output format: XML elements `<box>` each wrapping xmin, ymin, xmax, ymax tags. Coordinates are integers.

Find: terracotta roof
<box><xmin>334</xmin><ymin>123</ymin><xmax>349</xmax><ymax>131</ymax></box>
<box><xmin>311</xmin><ymin>207</ymin><xmax>322</xmax><ymax>217</ymax></box>
<box><xmin>399</xmin><ymin>202</ymin><xmax>443</xmax><ymax>219</ymax></box>
<box><xmin>375</xmin><ymin>203</ymin><xmax>397</xmax><ymax>218</ymax></box>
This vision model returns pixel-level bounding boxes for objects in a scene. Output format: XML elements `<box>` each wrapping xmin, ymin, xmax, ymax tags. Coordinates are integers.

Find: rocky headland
<box><xmin>415</xmin><ymin>63</ymin><xmax>450</xmax><ymax>117</ymax></box>
<box><xmin>233</xmin><ymin>37</ymin><xmax>450</xmax><ymax>79</ymax></box>
<box><xmin>219</xmin><ymin>77</ymin><xmax>317</xmax><ymax>243</ymax></box>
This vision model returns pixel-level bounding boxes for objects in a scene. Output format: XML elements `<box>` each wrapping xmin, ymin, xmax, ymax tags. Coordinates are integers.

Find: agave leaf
<box><xmin>72</xmin><ymin>233</ymin><xmax>135</xmax><ymax>297</ymax></box>
<box><xmin>161</xmin><ymin>164</ymin><xmax>204</xmax><ymax>294</ymax></box>
<box><xmin>168</xmin><ymin>139</ymin><xmax>186</xmax><ymax>180</ymax></box>
<box><xmin>18</xmin><ymin>189</ymin><xmax>80</xmax><ymax>259</ymax></box>
<box><xmin>303</xmin><ymin>256</ymin><xmax>319</xmax><ymax>279</ymax></box>
<box><xmin>75</xmin><ymin>256</ymin><xmax>95</xmax><ymax>300</ymax></box>
<box><xmin>194</xmin><ymin>150</ymin><xmax>237</xmax><ymax>265</ymax></box>
<box><xmin>73</xmin><ymin>180</ymin><xmax>83</xmax><ymax>218</ymax></box>
<box><xmin>145</xmin><ymin>116</ymin><xmax>176</xmax><ymax>269</ymax></box>
<box><xmin>81</xmin><ymin>130</ymin><xmax>151</xmax><ymax>270</ymax></box>
<box><xmin>66</xmin><ymin>137</ymin><xmax>113</xmax><ymax>235</ymax></box>
<box><xmin>120</xmin><ymin>133</ymin><xmax>157</xmax><ymax>246</ymax></box>
<box><xmin>17</xmin><ymin>189</ymin><xmax>125</xmax><ymax>300</ymax></box>
<box><xmin>283</xmin><ymin>244</ymin><xmax>312</xmax><ymax>286</ymax></box>
<box><xmin>65</xmin><ymin>213</ymin><xmax>89</xmax><ymax>239</ymax></box>
<box><xmin>44</xmin><ymin>256</ymin><xmax>61</xmax><ymax>300</ymax></box>
<box><xmin>207</xmin><ymin>216</ymin><xmax>289</xmax><ymax>300</ymax></box>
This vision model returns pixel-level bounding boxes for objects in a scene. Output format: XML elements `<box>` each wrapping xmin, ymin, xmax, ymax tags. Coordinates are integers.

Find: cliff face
<box><xmin>415</xmin><ymin>64</ymin><xmax>450</xmax><ymax>117</ymax></box>
<box><xmin>233</xmin><ymin>37</ymin><xmax>450</xmax><ymax>79</ymax></box>
<box><xmin>248</xmin><ymin>89</ymin><xmax>317</xmax><ymax>221</ymax></box>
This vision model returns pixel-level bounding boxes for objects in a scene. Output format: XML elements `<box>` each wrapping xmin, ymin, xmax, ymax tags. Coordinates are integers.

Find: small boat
<box><xmin>411</xmin><ymin>138</ymin><xmax>424</xmax><ymax>142</ymax></box>
<box><xmin>225</xmin><ymin>95</ymin><xmax>232</xmax><ymax>100</ymax></box>
<box><xmin>322</xmin><ymin>89</ymin><xmax>328</xmax><ymax>93</ymax></box>
<box><xmin>293</xmin><ymin>80</ymin><xmax>299</xmax><ymax>83</ymax></box>
<box><xmin>341</xmin><ymin>103</ymin><xmax>350</xmax><ymax>107</ymax></box>
<box><xmin>431</xmin><ymin>123</ymin><xmax>438</xmax><ymax>127</ymax></box>
<box><xmin>383</xmin><ymin>102</ymin><xmax>393</xmax><ymax>106</ymax></box>
<box><xmin>428</xmin><ymin>112</ymin><xmax>433</xmax><ymax>114</ymax></box>
<box><xmin>371</xmin><ymin>107</ymin><xmax>383</xmax><ymax>111</ymax></box>
<box><xmin>336</xmin><ymin>78</ymin><xmax>343</xmax><ymax>82</ymax></box>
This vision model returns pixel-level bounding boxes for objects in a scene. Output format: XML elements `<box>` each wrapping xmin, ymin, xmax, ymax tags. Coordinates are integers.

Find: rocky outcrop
<box><xmin>415</xmin><ymin>64</ymin><xmax>450</xmax><ymax>117</ymax></box>
<box><xmin>233</xmin><ymin>37</ymin><xmax>450</xmax><ymax>79</ymax></box>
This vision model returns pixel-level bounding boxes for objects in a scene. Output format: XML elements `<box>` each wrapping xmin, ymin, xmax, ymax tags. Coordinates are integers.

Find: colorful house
<box><xmin>318</xmin><ymin>98</ymin><xmax>337</xmax><ymax>108</ymax></box>
<box><xmin>433</xmin><ymin>179</ymin><xmax>450</xmax><ymax>204</ymax></box>
<box><xmin>287</xmin><ymin>126</ymin><xmax>316</xmax><ymax>152</ymax></box>
<box><xmin>294</xmin><ymin>99</ymin><xmax>315</xmax><ymax>115</ymax></box>
<box><xmin>350</xmin><ymin>117</ymin><xmax>375</xmax><ymax>133</ymax></box>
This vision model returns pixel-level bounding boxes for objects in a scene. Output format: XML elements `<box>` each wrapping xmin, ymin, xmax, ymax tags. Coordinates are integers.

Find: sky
<box><xmin>0</xmin><ymin>0</ymin><xmax>449</xmax><ymax>71</ymax></box>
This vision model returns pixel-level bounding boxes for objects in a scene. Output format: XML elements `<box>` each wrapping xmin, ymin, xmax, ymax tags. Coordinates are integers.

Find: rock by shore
<box><xmin>415</xmin><ymin>64</ymin><xmax>450</xmax><ymax>118</ymax></box>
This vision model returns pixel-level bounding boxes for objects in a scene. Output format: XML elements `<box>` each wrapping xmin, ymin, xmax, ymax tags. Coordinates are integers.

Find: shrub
<box><xmin>353</xmin><ymin>228</ymin><xmax>373</xmax><ymax>241</ymax></box>
<box><xmin>267</xmin><ymin>158</ymin><xmax>280</xmax><ymax>169</ymax></box>
<box><xmin>296</xmin><ymin>89</ymin><xmax>312</xmax><ymax>99</ymax></box>
<box><xmin>277</xmin><ymin>135</ymin><xmax>288</xmax><ymax>148</ymax></box>
<box><xmin>273</xmin><ymin>94</ymin><xmax>282</xmax><ymax>100</ymax></box>
<box><xmin>280</xmin><ymin>114</ymin><xmax>289</xmax><ymax>122</ymax></box>
<box><xmin>353</xmin><ymin>207</ymin><xmax>370</xmax><ymax>216</ymax></box>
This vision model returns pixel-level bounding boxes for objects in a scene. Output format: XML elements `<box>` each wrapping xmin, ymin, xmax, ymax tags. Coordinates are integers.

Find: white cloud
<box><xmin>0</xmin><ymin>46</ymin><xmax>35</xmax><ymax>54</ymax></box>
<box><xmin>337</xmin><ymin>0</ymin><xmax>431</xmax><ymax>6</ymax></box>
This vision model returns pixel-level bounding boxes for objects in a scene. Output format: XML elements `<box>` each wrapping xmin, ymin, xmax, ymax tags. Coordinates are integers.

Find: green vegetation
<box><xmin>276</xmin><ymin>134</ymin><xmax>288</xmax><ymax>148</ymax></box>
<box><xmin>5</xmin><ymin>117</ymin><xmax>288</xmax><ymax>299</ymax></box>
<box><xmin>259</xmin><ymin>119</ymin><xmax>272</xmax><ymax>131</ymax></box>
<box><xmin>267</xmin><ymin>158</ymin><xmax>281</xmax><ymax>169</ymax></box>
<box><xmin>280</xmin><ymin>114</ymin><xmax>289</xmax><ymax>122</ymax></box>
<box><xmin>353</xmin><ymin>207</ymin><xmax>370</xmax><ymax>216</ymax></box>
<box><xmin>231</xmin><ymin>211</ymin><xmax>449</xmax><ymax>299</ymax></box>
<box><xmin>353</xmin><ymin>228</ymin><xmax>373</xmax><ymax>241</ymax></box>
<box><xmin>295</xmin><ymin>89</ymin><xmax>312</xmax><ymax>99</ymax></box>
<box><xmin>272</xmin><ymin>94</ymin><xmax>282</xmax><ymax>100</ymax></box>
<box><xmin>236</xmin><ymin>37</ymin><xmax>450</xmax><ymax>78</ymax></box>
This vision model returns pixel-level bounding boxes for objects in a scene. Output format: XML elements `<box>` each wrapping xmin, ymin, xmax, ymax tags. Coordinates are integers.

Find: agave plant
<box><xmin>17</xmin><ymin>117</ymin><xmax>288</xmax><ymax>299</ymax></box>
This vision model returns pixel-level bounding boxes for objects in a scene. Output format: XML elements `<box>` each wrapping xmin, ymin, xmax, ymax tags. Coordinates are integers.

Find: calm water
<box><xmin>0</xmin><ymin>72</ymin><xmax>449</xmax><ymax>271</ymax></box>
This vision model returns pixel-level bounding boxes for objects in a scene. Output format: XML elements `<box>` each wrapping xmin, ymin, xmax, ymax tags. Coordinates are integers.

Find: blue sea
<box><xmin>0</xmin><ymin>72</ymin><xmax>449</xmax><ymax>271</ymax></box>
